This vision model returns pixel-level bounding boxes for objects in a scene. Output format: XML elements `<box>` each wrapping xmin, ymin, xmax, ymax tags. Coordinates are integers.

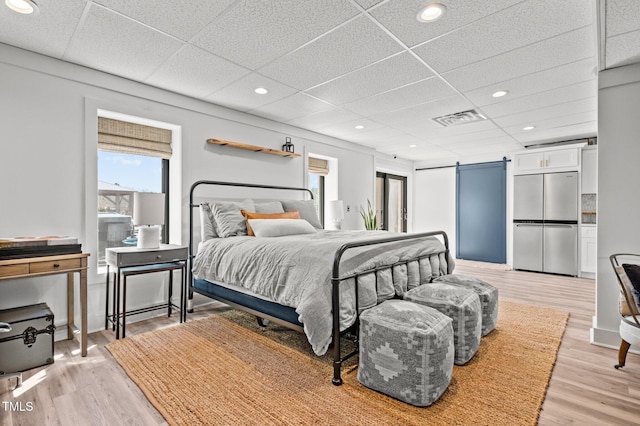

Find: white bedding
<box><xmin>192</xmin><ymin>230</ymin><xmax>452</xmax><ymax>355</ymax></box>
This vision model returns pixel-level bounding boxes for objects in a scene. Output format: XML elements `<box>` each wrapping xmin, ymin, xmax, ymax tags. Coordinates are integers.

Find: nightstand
<box><xmin>105</xmin><ymin>244</ymin><xmax>188</xmax><ymax>339</ymax></box>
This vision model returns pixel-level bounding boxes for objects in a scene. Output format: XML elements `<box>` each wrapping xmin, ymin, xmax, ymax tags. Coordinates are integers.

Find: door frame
<box><xmin>376</xmin><ymin>172</ymin><xmax>407</xmax><ymax>232</ymax></box>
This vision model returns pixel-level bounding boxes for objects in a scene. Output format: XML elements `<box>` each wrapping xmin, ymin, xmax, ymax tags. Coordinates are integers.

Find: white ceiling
<box><xmin>1</xmin><ymin>0</ymin><xmax>638</xmax><ymax>165</ymax></box>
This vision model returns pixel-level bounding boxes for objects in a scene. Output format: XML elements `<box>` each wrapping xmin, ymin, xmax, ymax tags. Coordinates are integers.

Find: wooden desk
<box><xmin>0</xmin><ymin>253</ymin><xmax>89</xmax><ymax>356</ymax></box>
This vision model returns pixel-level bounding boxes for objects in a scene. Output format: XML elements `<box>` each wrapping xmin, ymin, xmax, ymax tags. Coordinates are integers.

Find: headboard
<box><xmin>188</xmin><ymin>180</ymin><xmax>314</xmax><ymax>291</ymax></box>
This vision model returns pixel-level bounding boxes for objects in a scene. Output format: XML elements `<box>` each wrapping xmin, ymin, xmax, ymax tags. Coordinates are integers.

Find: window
<box><xmin>308</xmin><ymin>173</ymin><xmax>325</xmax><ymax>227</ymax></box>
<box><xmin>97</xmin><ymin>117</ymin><xmax>171</xmax><ymax>267</ymax></box>
<box><xmin>308</xmin><ymin>156</ymin><xmax>329</xmax><ymax>227</ymax></box>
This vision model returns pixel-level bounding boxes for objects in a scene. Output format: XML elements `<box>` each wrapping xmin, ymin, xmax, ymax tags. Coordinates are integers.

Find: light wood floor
<box><xmin>1</xmin><ymin>263</ymin><xmax>639</xmax><ymax>425</ymax></box>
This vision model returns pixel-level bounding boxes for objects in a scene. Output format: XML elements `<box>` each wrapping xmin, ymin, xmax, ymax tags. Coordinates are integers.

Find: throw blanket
<box><xmin>192</xmin><ymin>230</ymin><xmax>452</xmax><ymax>355</ymax></box>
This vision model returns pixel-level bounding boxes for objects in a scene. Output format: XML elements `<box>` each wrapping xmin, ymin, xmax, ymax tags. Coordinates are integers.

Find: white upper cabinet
<box><xmin>581</xmin><ymin>148</ymin><xmax>597</xmax><ymax>194</ymax></box>
<box><xmin>513</xmin><ymin>146</ymin><xmax>581</xmax><ymax>175</ymax></box>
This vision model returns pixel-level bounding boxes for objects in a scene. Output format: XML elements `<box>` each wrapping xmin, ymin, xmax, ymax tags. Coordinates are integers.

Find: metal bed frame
<box><xmin>188</xmin><ymin>180</ymin><xmax>450</xmax><ymax>385</ymax></box>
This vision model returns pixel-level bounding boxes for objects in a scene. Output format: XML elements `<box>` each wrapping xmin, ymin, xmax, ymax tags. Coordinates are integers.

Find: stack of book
<box><xmin>0</xmin><ymin>237</ymin><xmax>81</xmax><ymax>260</ymax></box>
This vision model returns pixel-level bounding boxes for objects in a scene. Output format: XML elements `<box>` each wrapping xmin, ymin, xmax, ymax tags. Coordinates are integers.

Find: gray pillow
<box><xmin>210</xmin><ymin>199</ymin><xmax>255</xmax><ymax>237</ymax></box>
<box><xmin>199</xmin><ymin>203</ymin><xmax>218</xmax><ymax>240</ymax></box>
<box><xmin>254</xmin><ymin>201</ymin><xmax>284</xmax><ymax>214</ymax></box>
<box><xmin>280</xmin><ymin>200</ymin><xmax>322</xmax><ymax>229</ymax></box>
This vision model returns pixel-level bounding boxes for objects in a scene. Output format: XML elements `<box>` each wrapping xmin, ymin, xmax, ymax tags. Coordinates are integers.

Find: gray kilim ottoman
<box><xmin>357</xmin><ymin>300</ymin><xmax>454</xmax><ymax>407</ymax></box>
<box><xmin>404</xmin><ymin>283</ymin><xmax>481</xmax><ymax>365</ymax></box>
<box><xmin>433</xmin><ymin>274</ymin><xmax>499</xmax><ymax>336</ymax></box>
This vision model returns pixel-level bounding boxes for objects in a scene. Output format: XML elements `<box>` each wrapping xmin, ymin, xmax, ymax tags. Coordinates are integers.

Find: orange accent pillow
<box><xmin>241</xmin><ymin>210</ymin><xmax>300</xmax><ymax>236</ymax></box>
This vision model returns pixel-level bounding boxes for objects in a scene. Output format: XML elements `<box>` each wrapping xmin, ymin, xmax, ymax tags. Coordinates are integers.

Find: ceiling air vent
<box><xmin>432</xmin><ymin>109</ymin><xmax>487</xmax><ymax>127</ymax></box>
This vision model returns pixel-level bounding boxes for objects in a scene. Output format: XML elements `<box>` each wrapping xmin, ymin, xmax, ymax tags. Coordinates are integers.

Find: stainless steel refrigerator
<box><xmin>513</xmin><ymin>172</ymin><xmax>578</xmax><ymax>275</ymax></box>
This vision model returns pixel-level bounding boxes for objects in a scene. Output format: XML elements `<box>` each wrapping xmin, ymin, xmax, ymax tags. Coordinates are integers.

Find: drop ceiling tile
<box><xmin>401</xmin><ymin>121</ymin><xmax>503</xmax><ymax>145</ymax></box>
<box><xmin>442</xmin><ymin>26</ymin><xmax>595</xmax><ymax>92</ymax></box>
<box><xmin>367</xmin><ymin>95</ymin><xmax>473</xmax><ymax>128</ymax></box>
<box><xmin>449</xmin><ymin>141</ymin><xmax>523</xmax><ymax>156</ymax></box>
<box><xmin>344</xmin><ymin>126</ymin><xmax>408</xmax><ymax>148</ymax></box>
<box><xmin>0</xmin><ymin>0</ymin><xmax>86</xmax><ymax>58</ymax></box>
<box><xmin>64</xmin><ymin>4</ymin><xmax>184</xmax><ymax>81</ymax></box>
<box><xmin>247</xmin><ymin>93</ymin><xmax>334</xmax><ymax>122</ymax></box>
<box><xmin>504</xmin><ymin>111</ymin><xmax>597</xmax><ymax>136</ymax></box>
<box><xmin>413</xmin><ymin>0</ymin><xmax>592</xmax><ymax>73</ymax></box>
<box><xmin>511</xmin><ymin>122</ymin><xmax>597</xmax><ymax>144</ymax></box>
<box><xmin>342</xmin><ymin>76</ymin><xmax>457</xmax><ymax>116</ymax></box>
<box><xmin>476</xmin><ymin>79</ymin><xmax>596</xmax><ymax>117</ymax></box>
<box><xmin>260</xmin><ymin>16</ymin><xmax>403</xmax><ymax>90</ymax></box>
<box><xmin>492</xmin><ymin>98</ymin><xmax>596</xmax><ymax>128</ymax></box>
<box><xmin>316</xmin><ymin>117</ymin><xmax>387</xmax><ymax>138</ymax></box>
<box><xmin>305</xmin><ymin>52</ymin><xmax>433</xmax><ymax>105</ymax></box>
<box><xmin>605</xmin><ymin>30</ymin><xmax>640</xmax><ymax>68</ymax></box>
<box><xmin>145</xmin><ymin>45</ymin><xmax>250</xmax><ymax>99</ymax></box>
<box><xmin>95</xmin><ymin>0</ymin><xmax>235</xmax><ymax>41</ymax></box>
<box><xmin>605</xmin><ymin>0</ymin><xmax>640</xmax><ymax>37</ymax></box>
<box><xmin>192</xmin><ymin>0</ymin><xmax>359</xmax><ymax>69</ymax></box>
<box><xmin>285</xmin><ymin>108</ymin><xmax>362</xmax><ymax>131</ymax></box>
<box><xmin>354</xmin><ymin>0</ymin><xmax>385</xmax><ymax>10</ymax></box>
<box><xmin>430</xmin><ymin>129</ymin><xmax>511</xmax><ymax>147</ymax></box>
<box><xmin>370</xmin><ymin>0</ymin><xmax>524</xmax><ymax>48</ymax></box>
<box><xmin>205</xmin><ymin>73</ymin><xmax>298</xmax><ymax>111</ymax></box>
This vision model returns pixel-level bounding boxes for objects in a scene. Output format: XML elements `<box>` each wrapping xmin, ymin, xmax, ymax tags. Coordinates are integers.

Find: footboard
<box><xmin>330</xmin><ymin>231</ymin><xmax>451</xmax><ymax>385</ymax></box>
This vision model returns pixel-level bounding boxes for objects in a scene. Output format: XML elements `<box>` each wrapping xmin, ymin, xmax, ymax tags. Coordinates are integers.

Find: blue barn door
<box><xmin>456</xmin><ymin>159</ymin><xmax>507</xmax><ymax>263</ymax></box>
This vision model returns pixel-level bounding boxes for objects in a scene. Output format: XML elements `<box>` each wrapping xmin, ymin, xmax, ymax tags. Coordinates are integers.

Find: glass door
<box><xmin>376</xmin><ymin>172</ymin><xmax>407</xmax><ymax>232</ymax></box>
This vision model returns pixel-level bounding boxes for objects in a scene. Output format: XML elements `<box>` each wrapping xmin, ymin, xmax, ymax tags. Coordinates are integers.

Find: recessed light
<box><xmin>409</xmin><ymin>144</ymin><xmax>417</xmax><ymax>148</ymax></box>
<box><xmin>417</xmin><ymin>3</ymin><xmax>446</xmax><ymax>22</ymax></box>
<box><xmin>5</xmin><ymin>0</ymin><xmax>38</xmax><ymax>14</ymax></box>
<box><xmin>523</xmin><ymin>126</ymin><xmax>535</xmax><ymax>131</ymax></box>
<box><xmin>355</xmin><ymin>125</ymin><xmax>364</xmax><ymax>129</ymax></box>
<box><xmin>254</xmin><ymin>87</ymin><xmax>268</xmax><ymax>95</ymax></box>
<box><xmin>492</xmin><ymin>90</ymin><xmax>509</xmax><ymax>98</ymax></box>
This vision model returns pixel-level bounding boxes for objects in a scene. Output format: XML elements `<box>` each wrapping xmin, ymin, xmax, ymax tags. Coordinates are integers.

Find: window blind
<box><xmin>98</xmin><ymin>117</ymin><xmax>172</xmax><ymax>159</ymax></box>
<box><xmin>308</xmin><ymin>157</ymin><xmax>329</xmax><ymax>176</ymax></box>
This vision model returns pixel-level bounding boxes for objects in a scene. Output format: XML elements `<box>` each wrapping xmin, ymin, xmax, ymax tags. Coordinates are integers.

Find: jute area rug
<box><xmin>106</xmin><ymin>301</ymin><xmax>568</xmax><ymax>426</ymax></box>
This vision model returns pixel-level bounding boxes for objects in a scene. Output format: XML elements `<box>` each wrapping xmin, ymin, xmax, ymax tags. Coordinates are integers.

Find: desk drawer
<box><xmin>0</xmin><ymin>264</ymin><xmax>29</xmax><ymax>278</ymax></box>
<box><xmin>117</xmin><ymin>248</ymin><xmax>187</xmax><ymax>267</ymax></box>
<box><xmin>30</xmin><ymin>258</ymin><xmax>81</xmax><ymax>274</ymax></box>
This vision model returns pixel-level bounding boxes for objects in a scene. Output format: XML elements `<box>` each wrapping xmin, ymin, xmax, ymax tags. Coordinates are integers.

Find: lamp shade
<box><xmin>133</xmin><ymin>192</ymin><xmax>165</xmax><ymax>226</ymax></box>
<box><xmin>327</xmin><ymin>200</ymin><xmax>344</xmax><ymax>222</ymax></box>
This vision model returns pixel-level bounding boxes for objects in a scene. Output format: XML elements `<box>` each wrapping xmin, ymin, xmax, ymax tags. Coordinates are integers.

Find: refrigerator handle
<box><xmin>544</xmin><ymin>224</ymin><xmax>576</xmax><ymax>228</ymax></box>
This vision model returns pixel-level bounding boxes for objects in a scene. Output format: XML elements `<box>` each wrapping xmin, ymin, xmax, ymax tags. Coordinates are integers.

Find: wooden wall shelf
<box><xmin>207</xmin><ymin>138</ymin><xmax>300</xmax><ymax>158</ymax></box>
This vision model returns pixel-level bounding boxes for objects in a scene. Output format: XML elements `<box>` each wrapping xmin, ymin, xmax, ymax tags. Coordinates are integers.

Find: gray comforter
<box><xmin>192</xmin><ymin>230</ymin><xmax>452</xmax><ymax>355</ymax></box>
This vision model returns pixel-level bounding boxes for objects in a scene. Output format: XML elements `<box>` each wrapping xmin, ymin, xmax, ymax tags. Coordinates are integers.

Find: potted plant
<box><xmin>360</xmin><ymin>199</ymin><xmax>378</xmax><ymax>230</ymax></box>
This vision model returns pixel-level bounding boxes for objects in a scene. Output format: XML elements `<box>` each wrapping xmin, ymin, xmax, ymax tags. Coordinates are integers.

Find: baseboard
<box><xmin>454</xmin><ymin>259</ymin><xmax>512</xmax><ymax>271</ymax></box>
<box><xmin>590</xmin><ymin>326</ymin><xmax>640</xmax><ymax>355</ymax></box>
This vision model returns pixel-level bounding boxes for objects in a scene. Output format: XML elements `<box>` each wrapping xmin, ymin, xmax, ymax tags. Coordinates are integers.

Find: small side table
<box><xmin>105</xmin><ymin>244</ymin><xmax>188</xmax><ymax>339</ymax></box>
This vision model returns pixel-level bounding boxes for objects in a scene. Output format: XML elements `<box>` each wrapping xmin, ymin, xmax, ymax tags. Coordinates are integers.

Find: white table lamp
<box><xmin>327</xmin><ymin>200</ymin><xmax>345</xmax><ymax>230</ymax></box>
<box><xmin>133</xmin><ymin>192</ymin><xmax>165</xmax><ymax>249</ymax></box>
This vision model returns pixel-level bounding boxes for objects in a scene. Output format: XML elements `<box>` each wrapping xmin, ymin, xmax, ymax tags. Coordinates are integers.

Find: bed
<box><xmin>188</xmin><ymin>180</ymin><xmax>453</xmax><ymax>385</ymax></box>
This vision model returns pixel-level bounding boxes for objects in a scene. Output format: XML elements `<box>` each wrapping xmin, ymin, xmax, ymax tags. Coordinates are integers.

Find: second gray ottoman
<box><xmin>433</xmin><ymin>274</ymin><xmax>499</xmax><ymax>336</ymax></box>
<box><xmin>358</xmin><ymin>300</ymin><xmax>454</xmax><ymax>407</ymax></box>
<box><xmin>404</xmin><ymin>283</ymin><xmax>482</xmax><ymax>365</ymax></box>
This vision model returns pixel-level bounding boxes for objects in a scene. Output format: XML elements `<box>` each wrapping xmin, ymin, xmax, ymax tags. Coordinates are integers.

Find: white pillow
<box><xmin>248</xmin><ymin>219</ymin><xmax>317</xmax><ymax>238</ymax></box>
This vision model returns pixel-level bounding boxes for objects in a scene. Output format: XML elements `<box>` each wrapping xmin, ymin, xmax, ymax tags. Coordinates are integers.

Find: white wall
<box><xmin>0</xmin><ymin>43</ymin><xmax>379</xmax><ymax>334</ymax></box>
<box><xmin>592</xmin><ymin>62</ymin><xmax>640</xmax><ymax>349</ymax></box>
<box><xmin>413</xmin><ymin>168</ymin><xmax>457</xmax><ymax>258</ymax></box>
